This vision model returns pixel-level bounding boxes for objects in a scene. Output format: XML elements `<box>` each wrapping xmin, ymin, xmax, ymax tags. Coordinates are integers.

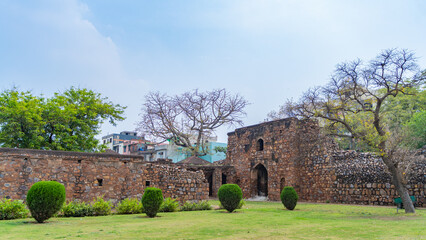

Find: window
<box><xmin>123</xmin><ymin>146</ymin><xmax>127</xmax><ymax>152</ymax></box>
<box><xmin>146</xmin><ymin>181</ymin><xmax>151</xmax><ymax>186</ymax></box>
<box><xmin>222</xmin><ymin>173</ymin><xmax>227</xmax><ymax>185</ymax></box>
<box><xmin>97</xmin><ymin>179</ymin><xmax>103</xmax><ymax>186</ymax></box>
<box><xmin>256</xmin><ymin>139</ymin><xmax>264</xmax><ymax>151</ymax></box>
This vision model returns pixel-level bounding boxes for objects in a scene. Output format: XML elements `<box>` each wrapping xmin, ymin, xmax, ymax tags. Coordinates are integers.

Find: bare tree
<box><xmin>137</xmin><ymin>89</ymin><xmax>248</xmax><ymax>156</ymax></box>
<box><xmin>282</xmin><ymin>49</ymin><xmax>425</xmax><ymax>213</ymax></box>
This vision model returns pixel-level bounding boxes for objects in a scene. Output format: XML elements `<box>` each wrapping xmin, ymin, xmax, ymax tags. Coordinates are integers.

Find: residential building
<box><xmin>101</xmin><ymin>131</ymin><xmax>144</xmax><ymax>154</ymax></box>
<box><xmin>101</xmin><ymin>131</ymin><xmax>227</xmax><ymax>163</ymax></box>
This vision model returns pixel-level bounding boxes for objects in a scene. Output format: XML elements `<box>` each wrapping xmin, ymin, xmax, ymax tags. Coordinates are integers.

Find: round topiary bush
<box><xmin>141</xmin><ymin>187</ymin><xmax>163</xmax><ymax>218</ymax></box>
<box><xmin>26</xmin><ymin>181</ymin><xmax>66</xmax><ymax>223</ymax></box>
<box><xmin>217</xmin><ymin>184</ymin><xmax>242</xmax><ymax>213</ymax></box>
<box><xmin>280</xmin><ymin>186</ymin><xmax>298</xmax><ymax>210</ymax></box>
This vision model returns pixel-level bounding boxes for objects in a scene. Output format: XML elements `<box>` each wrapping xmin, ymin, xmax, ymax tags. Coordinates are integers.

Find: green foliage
<box><xmin>219</xmin><ymin>199</ymin><xmax>246</xmax><ymax>210</ymax></box>
<box><xmin>58</xmin><ymin>200</ymin><xmax>93</xmax><ymax>217</ymax></box>
<box><xmin>382</xmin><ymin>87</ymin><xmax>426</xmax><ymax>128</ymax></box>
<box><xmin>180</xmin><ymin>202</ymin><xmax>195</xmax><ymax>211</ymax></box>
<box><xmin>180</xmin><ymin>201</ymin><xmax>212</xmax><ymax>211</ymax></box>
<box><xmin>0</xmin><ymin>87</ymin><xmax>125</xmax><ymax>152</ymax></box>
<box><xmin>116</xmin><ymin>198</ymin><xmax>144</xmax><ymax>215</ymax></box>
<box><xmin>332</xmin><ymin>86</ymin><xmax>425</xmax><ymax>151</ymax></box>
<box><xmin>0</xmin><ymin>89</ymin><xmax>45</xmax><ymax>148</ymax></box>
<box><xmin>405</xmin><ymin>110</ymin><xmax>426</xmax><ymax>148</ymax></box>
<box><xmin>280</xmin><ymin>186</ymin><xmax>299</xmax><ymax>210</ymax></box>
<box><xmin>91</xmin><ymin>196</ymin><xmax>112</xmax><ymax>216</ymax></box>
<box><xmin>217</xmin><ymin>184</ymin><xmax>243</xmax><ymax>213</ymax></box>
<box><xmin>159</xmin><ymin>197</ymin><xmax>179</xmax><ymax>212</ymax></box>
<box><xmin>26</xmin><ymin>181</ymin><xmax>66</xmax><ymax>223</ymax></box>
<box><xmin>213</xmin><ymin>146</ymin><xmax>227</xmax><ymax>154</ymax></box>
<box><xmin>0</xmin><ymin>198</ymin><xmax>29</xmax><ymax>220</ymax></box>
<box><xmin>141</xmin><ymin>187</ymin><xmax>163</xmax><ymax>218</ymax></box>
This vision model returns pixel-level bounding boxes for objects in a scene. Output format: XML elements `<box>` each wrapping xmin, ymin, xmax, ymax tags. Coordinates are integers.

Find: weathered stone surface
<box><xmin>1</xmin><ymin>118</ymin><xmax>424</xmax><ymax>207</ymax></box>
<box><xmin>225</xmin><ymin>118</ymin><xmax>424</xmax><ymax>207</ymax></box>
<box><xmin>0</xmin><ymin>148</ymin><xmax>208</xmax><ymax>203</ymax></box>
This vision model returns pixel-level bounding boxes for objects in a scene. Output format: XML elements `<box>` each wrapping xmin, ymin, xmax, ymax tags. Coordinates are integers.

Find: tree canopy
<box><xmin>0</xmin><ymin>87</ymin><xmax>125</xmax><ymax>152</ymax></box>
<box><xmin>137</xmin><ymin>89</ymin><xmax>248</xmax><ymax>156</ymax></box>
<box><xmin>272</xmin><ymin>49</ymin><xmax>425</xmax><ymax>213</ymax></box>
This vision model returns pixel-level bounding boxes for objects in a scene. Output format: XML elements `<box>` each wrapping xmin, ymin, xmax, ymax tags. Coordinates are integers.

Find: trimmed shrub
<box><xmin>180</xmin><ymin>200</ymin><xmax>212</xmax><ymax>211</ymax></box>
<box><xmin>116</xmin><ymin>198</ymin><xmax>144</xmax><ymax>214</ymax></box>
<box><xmin>0</xmin><ymin>198</ymin><xmax>29</xmax><ymax>220</ymax></box>
<box><xmin>280</xmin><ymin>186</ymin><xmax>298</xmax><ymax>210</ymax></box>
<box><xmin>91</xmin><ymin>196</ymin><xmax>112</xmax><ymax>216</ymax></box>
<box><xmin>217</xmin><ymin>184</ymin><xmax>242</xmax><ymax>213</ymax></box>
<box><xmin>219</xmin><ymin>199</ymin><xmax>246</xmax><ymax>210</ymax></box>
<box><xmin>58</xmin><ymin>200</ymin><xmax>93</xmax><ymax>217</ymax></box>
<box><xmin>26</xmin><ymin>181</ymin><xmax>66</xmax><ymax>223</ymax></box>
<box><xmin>141</xmin><ymin>187</ymin><xmax>163</xmax><ymax>218</ymax></box>
<box><xmin>159</xmin><ymin>197</ymin><xmax>179</xmax><ymax>212</ymax></box>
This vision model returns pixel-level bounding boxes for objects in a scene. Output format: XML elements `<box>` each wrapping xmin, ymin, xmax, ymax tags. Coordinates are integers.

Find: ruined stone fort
<box><xmin>0</xmin><ymin>118</ymin><xmax>424</xmax><ymax>206</ymax></box>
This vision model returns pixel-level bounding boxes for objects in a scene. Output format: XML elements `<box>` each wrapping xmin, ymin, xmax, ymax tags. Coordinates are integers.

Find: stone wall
<box><xmin>328</xmin><ymin>151</ymin><xmax>424</xmax><ymax>206</ymax></box>
<box><xmin>226</xmin><ymin>118</ymin><xmax>306</xmax><ymax>201</ymax></box>
<box><xmin>0</xmin><ymin>148</ymin><xmax>208</xmax><ymax>203</ymax></box>
<box><xmin>183</xmin><ymin>165</ymin><xmax>235</xmax><ymax>198</ymax></box>
<box><xmin>1</xmin><ymin>118</ymin><xmax>424</xmax><ymax>208</ymax></box>
<box><xmin>226</xmin><ymin>118</ymin><xmax>425</xmax><ymax>207</ymax></box>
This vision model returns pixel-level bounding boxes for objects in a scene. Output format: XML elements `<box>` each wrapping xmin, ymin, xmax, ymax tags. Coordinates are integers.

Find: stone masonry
<box><xmin>0</xmin><ymin>148</ymin><xmax>208</xmax><ymax>203</ymax></box>
<box><xmin>0</xmin><ymin>118</ymin><xmax>424</xmax><ymax>207</ymax></box>
<box><xmin>225</xmin><ymin>118</ymin><xmax>425</xmax><ymax>207</ymax></box>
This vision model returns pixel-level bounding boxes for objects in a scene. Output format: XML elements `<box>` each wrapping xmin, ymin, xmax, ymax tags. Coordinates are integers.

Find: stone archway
<box><xmin>254</xmin><ymin>164</ymin><xmax>268</xmax><ymax>196</ymax></box>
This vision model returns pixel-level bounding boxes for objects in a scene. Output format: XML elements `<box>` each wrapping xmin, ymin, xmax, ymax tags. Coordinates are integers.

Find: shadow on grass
<box><xmin>212</xmin><ymin>210</ymin><xmax>245</xmax><ymax>214</ymax></box>
<box><xmin>136</xmin><ymin>215</ymin><xmax>162</xmax><ymax>218</ymax></box>
<box><xmin>22</xmin><ymin>220</ymin><xmax>53</xmax><ymax>224</ymax></box>
<box><xmin>278</xmin><ymin>208</ymin><xmax>301</xmax><ymax>211</ymax></box>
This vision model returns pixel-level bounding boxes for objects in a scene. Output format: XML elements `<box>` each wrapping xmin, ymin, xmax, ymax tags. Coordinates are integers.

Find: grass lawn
<box><xmin>0</xmin><ymin>201</ymin><xmax>424</xmax><ymax>239</ymax></box>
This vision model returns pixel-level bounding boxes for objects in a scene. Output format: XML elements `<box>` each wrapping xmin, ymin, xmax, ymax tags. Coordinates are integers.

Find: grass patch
<box><xmin>0</xmin><ymin>201</ymin><xmax>424</xmax><ymax>239</ymax></box>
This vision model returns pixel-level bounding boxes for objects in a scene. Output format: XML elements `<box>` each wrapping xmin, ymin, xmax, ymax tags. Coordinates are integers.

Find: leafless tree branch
<box><xmin>137</xmin><ymin>89</ymin><xmax>249</xmax><ymax>156</ymax></box>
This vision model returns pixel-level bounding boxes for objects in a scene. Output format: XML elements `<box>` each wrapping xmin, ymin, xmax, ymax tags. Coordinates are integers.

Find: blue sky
<box><xmin>1</xmin><ymin>0</ymin><xmax>426</xmax><ymax>142</ymax></box>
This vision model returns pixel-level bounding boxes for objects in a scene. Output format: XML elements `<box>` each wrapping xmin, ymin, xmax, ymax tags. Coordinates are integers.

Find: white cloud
<box><xmin>0</xmin><ymin>0</ymin><xmax>150</xmax><ymax>137</ymax></box>
<box><xmin>0</xmin><ymin>0</ymin><xmax>125</xmax><ymax>90</ymax></box>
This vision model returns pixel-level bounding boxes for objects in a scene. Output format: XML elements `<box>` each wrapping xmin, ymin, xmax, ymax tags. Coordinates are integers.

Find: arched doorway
<box><xmin>254</xmin><ymin>164</ymin><xmax>268</xmax><ymax>196</ymax></box>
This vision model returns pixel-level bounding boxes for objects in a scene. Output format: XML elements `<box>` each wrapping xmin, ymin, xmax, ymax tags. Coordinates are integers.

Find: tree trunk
<box><xmin>382</xmin><ymin>157</ymin><xmax>415</xmax><ymax>213</ymax></box>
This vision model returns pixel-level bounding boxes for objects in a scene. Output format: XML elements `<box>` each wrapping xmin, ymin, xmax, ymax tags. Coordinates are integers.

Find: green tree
<box><xmin>0</xmin><ymin>88</ymin><xmax>45</xmax><ymax>148</ymax></box>
<box><xmin>0</xmin><ymin>87</ymin><xmax>125</xmax><ymax>152</ymax></box>
<box><xmin>382</xmin><ymin>86</ymin><xmax>425</xmax><ymax>130</ymax></box>
<box><xmin>42</xmin><ymin>87</ymin><xmax>125</xmax><ymax>151</ymax></box>
<box><xmin>405</xmin><ymin>110</ymin><xmax>426</xmax><ymax>148</ymax></box>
